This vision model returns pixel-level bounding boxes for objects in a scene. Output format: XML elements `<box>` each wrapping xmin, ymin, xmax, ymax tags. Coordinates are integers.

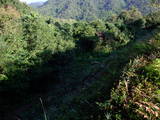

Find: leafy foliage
<box><xmin>0</xmin><ymin>3</ymin><xmax>75</xmax><ymax>93</ymax></box>
<box><xmin>105</xmin><ymin>55</ymin><xmax>160</xmax><ymax>120</ymax></box>
<box><xmin>96</xmin><ymin>34</ymin><xmax>160</xmax><ymax>120</ymax></box>
<box><xmin>0</xmin><ymin>0</ymin><xmax>160</xmax><ymax>120</ymax></box>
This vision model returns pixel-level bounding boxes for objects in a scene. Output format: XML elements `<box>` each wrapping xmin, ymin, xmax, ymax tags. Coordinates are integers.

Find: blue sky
<box><xmin>20</xmin><ymin>0</ymin><xmax>48</xmax><ymax>4</ymax></box>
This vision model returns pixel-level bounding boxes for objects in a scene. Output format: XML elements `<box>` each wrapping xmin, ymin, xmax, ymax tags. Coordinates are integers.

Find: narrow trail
<box><xmin>7</xmin><ymin>29</ymin><xmax>158</xmax><ymax>120</ymax></box>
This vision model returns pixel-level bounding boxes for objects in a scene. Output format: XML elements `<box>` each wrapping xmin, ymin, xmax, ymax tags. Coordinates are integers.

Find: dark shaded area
<box><xmin>0</xmin><ymin>39</ymin><xmax>109</xmax><ymax>119</ymax></box>
<box><xmin>0</xmin><ymin>48</ymin><xmax>75</xmax><ymax>119</ymax></box>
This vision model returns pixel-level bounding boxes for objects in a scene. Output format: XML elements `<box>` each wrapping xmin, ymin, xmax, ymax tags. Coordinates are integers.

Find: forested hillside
<box><xmin>37</xmin><ymin>0</ymin><xmax>152</xmax><ymax>20</ymax></box>
<box><xmin>0</xmin><ymin>0</ymin><xmax>160</xmax><ymax>120</ymax></box>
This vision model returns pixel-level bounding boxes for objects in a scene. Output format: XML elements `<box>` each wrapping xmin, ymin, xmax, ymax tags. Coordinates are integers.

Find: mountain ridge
<box><xmin>37</xmin><ymin>0</ymin><xmax>151</xmax><ymax>20</ymax></box>
<box><xmin>29</xmin><ymin>1</ymin><xmax>45</xmax><ymax>8</ymax></box>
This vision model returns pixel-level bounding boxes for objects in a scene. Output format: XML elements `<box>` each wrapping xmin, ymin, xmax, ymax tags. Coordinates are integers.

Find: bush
<box><xmin>119</xmin><ymin>8</ymin><xmax>144</xmax><ymax>25</ymax></box>
<box><xmin>90</xmin><ymin>20</ymin><xmax>106</xmax><ymax>32</ymax></box>
<box><xmin>104</xmin><ymin>21</ymin><xmax>131</xmax><ymax>48</ymax></box>
<box><xmin>0</xmin><ymin>10</ymin><xmax>76</xmax><ymax>93</ymax></box>
<box><xmin>145</xmin><ymin>11</ymin><xmax>160</xmax><ymax>29</ymax></box>
<box><xmin>73</xmin><ymin>22</ymin><xmax>96</xmax><ymax>38</ymax></box>
<box><xmin>98</xmin><ymin>55</ymin><xmax>160</xmax><ymax>120</ymax></box>
<box><xmin>143</xmin><ymin>58</ymin><xmax>160</xmax><ymax>84</ymax></box>
<box><xmin>118</xmin><ymin>8</ymin><xmax>146</xmax><ymax>34</ymax></box>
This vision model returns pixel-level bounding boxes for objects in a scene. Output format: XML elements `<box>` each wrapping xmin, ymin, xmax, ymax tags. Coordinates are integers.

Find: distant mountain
<box><xmin>36</xmin><ymin>0</ymin><xmax>151</xmax><ymax>20</ymax></box>
<box><xmin>29</xmin><ymin>2</ymin><xmax>44</xmax><ymax>8</ymax></box>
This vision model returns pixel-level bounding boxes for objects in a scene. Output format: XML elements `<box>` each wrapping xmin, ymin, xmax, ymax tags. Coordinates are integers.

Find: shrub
<box><xmin>143</xmin><ymin>59</ymin><xmax>160</xmax><ymax>84</ymax></box>
<box><xmin>90</xmin><ymin>20</ymin><xmax>106</xmax><ymax>32</ymax></box>
<box><xmin>0</xmin><ymin>10</ymin><xmax>76</xmax><ymax>93</ymax></box>
<box><xmin>99</xmin><ymin>55</ymin><xmax>160</xmax><ymax>120</ymax></box>
<box><xmin>73</xmin><ymin>22</ymin><xmax>96</xmax><ymax>38</ymax></box>
<box><xmin>104</xmin><ymin>21</ymin><xmax>131</xmax><ymax>48</ymax></box>
<box><xmin>119</xmin><ymin>7</ymin><xmax>144</xmax><ymax>25</ymax></box>
<box><xmin>118</xmin><ymin>8</ymin><xmax>146</xmax><ymax>34</ymax></box>
<box><xmin>145</xmin><ymin>11</ymin><xmax>160</xmax><ymax>28</ymax></box>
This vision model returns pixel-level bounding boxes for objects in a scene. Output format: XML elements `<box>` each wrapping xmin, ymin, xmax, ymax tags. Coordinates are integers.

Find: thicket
<box><xmin>0</xmin><ymin>1</ymin><xmax>160</xmax><ymax>119</ymax></box>
<box><xmin>54</xmin><ymin>11</ymin><xmax>160</xmax><ymax>120</ymax></box>
<box><xmin>0</xmin><ymin>6</ymin><xmax>75</xmax><ymax>94</ymax></box>
<box><xmin>99</xmin><ymin>51</ymin><xmax>160</xmax><ymax>119</ymax></box>
<box><xmin>0</xmin><ymin>0</ymin><xmax>155</xmax><ymax>99</ymax></box>
<box><xmin>58</xmin><ymin>30</ymin><xmax>160</xmax><ymax>120</ymax></box>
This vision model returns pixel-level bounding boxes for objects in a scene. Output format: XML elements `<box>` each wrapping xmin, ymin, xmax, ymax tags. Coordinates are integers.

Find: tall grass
<box><xmin>40</xmin><ymin>97</ymin><xmax>48</xmax><ymax>120</ymax></box>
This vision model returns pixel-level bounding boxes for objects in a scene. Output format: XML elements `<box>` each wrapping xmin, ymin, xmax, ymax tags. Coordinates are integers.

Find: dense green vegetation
<box><xmin>0</xmin><ymin>0</ymin><xmax>160</xmax><ymax>120</ymax></box>
<box><xmin>37</xmin><ymin>0</ymin><xmax>153</xmax><ymax>20</ymax></box>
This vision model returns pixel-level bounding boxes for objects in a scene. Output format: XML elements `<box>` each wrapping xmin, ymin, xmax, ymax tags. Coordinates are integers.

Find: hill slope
<box><xmin>37</xmin><ymin>0</ymin><xmax>151</xmax><ymax>20</ymax></box>
<box><xmin>1</xmin><ymin>0</ymin><xmax>160</xmax><ymax>120</ymax></box>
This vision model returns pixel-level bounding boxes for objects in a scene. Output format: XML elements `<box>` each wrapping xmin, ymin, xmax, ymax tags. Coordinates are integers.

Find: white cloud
<box><xmin>20</xmin><ymin>0</ymin><xmax>47</xmax><ymax>4</ymax></box>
